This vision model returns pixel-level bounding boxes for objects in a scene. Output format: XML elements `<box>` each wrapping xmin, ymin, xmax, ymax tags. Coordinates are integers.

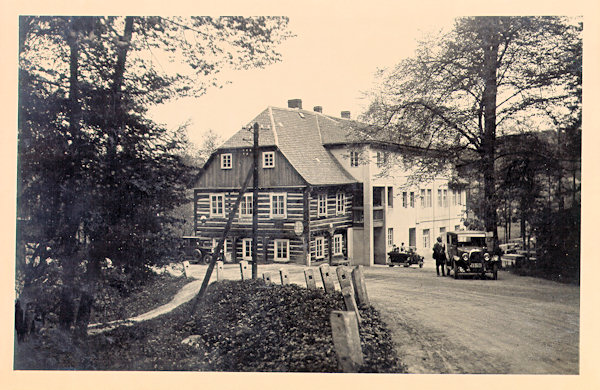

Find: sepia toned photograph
<box><xmin>9</xmin><ymin>4</ymin><xmax>590</xmax><ymax>383</ymax></box>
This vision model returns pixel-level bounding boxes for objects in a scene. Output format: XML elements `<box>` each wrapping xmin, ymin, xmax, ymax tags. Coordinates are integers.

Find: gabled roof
<box><xmin>217</xmin><ymin>106</ymin><xmax>358</xmax><ymax>186</ymax></box>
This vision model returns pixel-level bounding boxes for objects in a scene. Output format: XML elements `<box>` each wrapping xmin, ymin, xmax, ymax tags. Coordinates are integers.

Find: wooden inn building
<box><xmin>192</xmin><ymin>99</ymin><xmax>466</xmax><ymax>266</ymax></box>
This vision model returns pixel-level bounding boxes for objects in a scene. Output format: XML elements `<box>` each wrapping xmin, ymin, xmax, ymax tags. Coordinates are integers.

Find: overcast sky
<box><xmin>149</xmin><ymin>12</ymin><xmax>457</xmax><ymax>146</ymax></box>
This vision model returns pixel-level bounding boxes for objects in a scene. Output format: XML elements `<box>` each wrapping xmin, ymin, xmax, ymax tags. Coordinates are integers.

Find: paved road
<box><xmin>103</xmin><ymin>261</ymin><xmax>579</xmax><ymax>374</ymax></box>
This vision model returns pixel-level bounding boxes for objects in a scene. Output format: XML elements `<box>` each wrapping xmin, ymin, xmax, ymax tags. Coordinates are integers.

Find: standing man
<box><xmin>433</xmin><ymin>236</ymin><xmax>446</xmax><ymax>276</ymax></box>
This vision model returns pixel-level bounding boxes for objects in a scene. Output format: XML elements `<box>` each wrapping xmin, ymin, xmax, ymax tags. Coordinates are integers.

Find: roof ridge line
<box><xmin>268</xmin><ymin>106</ymin><xmax>279</xmax><ymax>147</ymax></box>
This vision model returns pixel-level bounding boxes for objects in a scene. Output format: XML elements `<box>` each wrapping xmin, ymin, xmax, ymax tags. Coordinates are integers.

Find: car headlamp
<box><xmin>484</xmin><ymin>253</ymin><xmax>490</xmax><ymax>261</ymax></box>
<box><xmin>462</xmin><ymin>253</ymin><xmax>469</xmax><ymax>261</ymax></box>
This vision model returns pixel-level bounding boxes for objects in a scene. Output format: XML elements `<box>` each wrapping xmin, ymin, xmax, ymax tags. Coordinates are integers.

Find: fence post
<box><xmin>216</xmin><ymin>261</ymin><xmax>224</xmax><ymax>281</ymax></box>
<box><xmin>330</xmin><ymin>311</ymin><xmax>363</xmax><ymax>372</ymax></box>
<box><xmin>182</xmin><ymin>261</ymin><xmax>190</xmax><ymax>278</ymax></box>
<box><xmin>239</xmin><ymin>260</ymin><xmax>249</xmax><ymax>280</ymax></box>
<box><xmin>341</xmin><ymin>286</ymin><xmax>361</xmax><ymax>324</ymax></box>
<box><xmin>319</xmin><ymin>264</ymin><xmax>336</xmax><ymax>293</ymax></box>
<box><xmin>304</xmin><ymin>268</ymin><xmax>317</xmax><ymax>289</ymax></box>
<box><xmin>336</xmin><ymin>266</ymin><xmax>354</xmax><ymax>292</ymax></box>
<box><xmin>263</xmin><ymin>272</ymin><xmax>273</xmax><ymax>284</ymax></box>
<box><xmin>351</xmin><ymin>265</ymin><xmax>369</xmax><ymax>306</ymax></box>
<box><xmin>280</xmin><ymin>268</ymin><xmax>290</xmax><ymax>285</ymax></box>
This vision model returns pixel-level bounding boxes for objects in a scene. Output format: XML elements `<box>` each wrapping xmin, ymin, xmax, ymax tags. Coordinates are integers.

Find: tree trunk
<box><xmin>481</xmin><ymin>18</ymin><xmax>500</xmax><ymax>244</ymax></box>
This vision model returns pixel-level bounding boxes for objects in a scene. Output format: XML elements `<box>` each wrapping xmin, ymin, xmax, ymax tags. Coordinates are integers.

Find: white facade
<box><xmin>329</xmin><ymin>145</ymin><xmax>466</xmax><ymax>265</ymax></box>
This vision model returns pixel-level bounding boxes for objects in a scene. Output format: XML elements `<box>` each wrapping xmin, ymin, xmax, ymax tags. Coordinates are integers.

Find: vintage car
<box><xmin>442</xmin><ymin>231</ymin><xmax>500</xmax><ymax>280</ymax></box>
<box><xmin>179</xmin><ymin>236</ymin><xmax>215</xmax><ymax>264</ymax></box>
<box><xmin>388</xmin><ymin>247</ymin><xmax>424</xmax><ymax>268</ymax></box>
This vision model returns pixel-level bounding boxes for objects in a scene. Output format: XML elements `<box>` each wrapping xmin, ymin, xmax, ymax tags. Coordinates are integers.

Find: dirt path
<box><xmin>87</xmin><ymin>279</ymin><xmax>202</xmax><ymax>335</ymax></box>
<box><xmin>364</xmin><ymin>263</ymin><xmax>579</xmax><ymax>374</ymax></box>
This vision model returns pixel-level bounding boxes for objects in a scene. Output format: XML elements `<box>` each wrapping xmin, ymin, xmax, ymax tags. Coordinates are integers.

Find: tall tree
<box><xmin>361</xmin><ymin>16</ymin><xmax>581</xmax><ymax>241</ymax></box>
<box><xmin>17</xmin><ymin>16</ymin><xmax>292</xmax><ymax>335</ymax></box>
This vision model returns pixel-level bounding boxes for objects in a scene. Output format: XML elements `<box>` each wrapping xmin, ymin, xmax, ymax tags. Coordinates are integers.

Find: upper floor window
<box><xmin>262</xmin><ymin>151</ymin><xmax>275</xmax><ymax>168</ymax></box>
<box><xmin>438</xmin><ymin>189</ymin><xmax>443</xmax><ymax>207</ymax></box>
<box><xmin>376</xmin><ymin>151</ymin><xmax>387</xmax><ymax>167</ymax></box>
<box><xmin>333</xmin><ymin>234</ymin><xmax>343</xmax><ymax>256</ymax></box>
<box><xmin>270</xmin><ymin>193</ymin><xmax>287</xmax><ymax>218</ymax></box>
<box><xmin>318</xmin><ymin>194</ymin><xmax>327</xmax><ymax>217</ymax></box>
<box><xmin>350</xmin><ymin>150</ymin><xmax>360</xmax><ymax>167</ymax></box>
<box><xmin>220</xmin><ymin>153</ymin><xmax>232</xmax><ymax>169</ymax></box>
<box><xmin>410</xmin><ymin>192</ymin><xmax>415</xmax><ymax>208</ymax></box>
<box><xmin>239</xmin><ymin>193</ymin><xmax>253</xmax><ymax>218</ymax></box>
<box><xmin>387</xmin><ymin>187</ymin><xmax>393</xmax><ymax>208</ymax></box>
<box><xmin>336</xmin><ymin>192</ymin><xmax>346</xmax><ymax>215</ymax></box>
<box><xmin>402</xmin><ymin>191</ymin><xmax>408</xmax><ymax>208</ymax></box>
<box><xmin>426</xmin><ymin>189</ymin><xmax>432</xmax><ymax>208</ymax></box>
<box><xmin>443</xmin><ymin>189</ymin><xmax>448</xmax><ymax>207</ymax></box>
<box><xmin>452</xmin><ymin>189</ymin><xmax>457</xmax><ymax>205</ymax></box>
<box><xmin>210</xmin><ymin>194</ymin><xmax>225</xmax><ymax>217</ymax></box>
<box><xmin>274</xmin><ymin>239</ymin><xmax>289</xmax><ymax>262</ymax></box>
<box><xmin>420</xmin><ymin>189</ymin><xmax>426</xmax><ymax>208</ymax></box>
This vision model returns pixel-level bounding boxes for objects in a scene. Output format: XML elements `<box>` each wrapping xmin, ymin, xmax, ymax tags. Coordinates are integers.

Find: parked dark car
<box><xmin>179</xmin><ymin>236</ymin><xmax>213</xmax><ymax>264</ymax></box>
<box><xmin>442</xmin><ymin>231</ymin><xmax>500</xmax><ymax>280</ymax></box>
<box><xmin>388</xmin><ymin>247</ymin><xmax>424</xmax><ymax>268</ymax></box>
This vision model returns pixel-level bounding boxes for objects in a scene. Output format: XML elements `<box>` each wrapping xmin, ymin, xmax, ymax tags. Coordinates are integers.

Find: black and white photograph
<box><xmin>3</xmin><ymin>0</ymin><xmax>598</xmax><ymax>388</ymax></box>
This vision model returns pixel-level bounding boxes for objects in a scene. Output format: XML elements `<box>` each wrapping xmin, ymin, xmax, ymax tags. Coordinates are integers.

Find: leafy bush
<box><xmin>187</xmin><ymin>279</ymin><xmax>405</xmax><ymax>372</ymax></box>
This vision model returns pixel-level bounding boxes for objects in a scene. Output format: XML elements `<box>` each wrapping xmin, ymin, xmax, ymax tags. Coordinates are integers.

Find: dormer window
<box><xmin>263</xmin><ymin>151</ymin><xmax>275</xmax><ymax>168</ymax></box>
<box><xmin>221</xmin><ymin>153</ymin><xmax>232</xmax><ymax>169</ymax></box>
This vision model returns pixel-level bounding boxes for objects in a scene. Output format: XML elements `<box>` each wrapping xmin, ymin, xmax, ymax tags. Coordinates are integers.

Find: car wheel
<box><xmin>419</xmin><ymin>262</ymin><xmax>423</xmax><ymax>268</ymax></box>
<box><xmin>202</xmin><ymin>253</ymin><xmax>213</xmax><ymax>265</ymax></box>
<box><xmin>453</xmin><ymin>261</ymin><xmax>459</xmax><ymax>279</ymax></box>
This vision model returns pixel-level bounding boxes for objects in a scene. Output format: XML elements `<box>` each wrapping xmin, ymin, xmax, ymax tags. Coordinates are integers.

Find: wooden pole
<box><xmin>252</xmin><ymin>122</ymin><xmax>259</xmax><ymax>279</ymax></box>
<box><xmin>190</xmin><ymin>165</ymin><xmax>254</xmax><ymax>313</ymax></box>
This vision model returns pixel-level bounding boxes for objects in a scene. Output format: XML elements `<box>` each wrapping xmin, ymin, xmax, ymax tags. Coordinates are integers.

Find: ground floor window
<box><xmin>242</xmin><ymin>238</ymin><xmax>252</xmax><ymax>260</ymax></box>
<box><xmin>274</xmin><ymin>239</ymin><xmax>289</xmax><ymax>262</ymax></box>
<box><xmin>315</xmin><ymin>236</ymin><xmax>325</xmax><ymax>259</ymax></box>
<box><xmin>333</xmin><ymin>234</ymin><xmax>343</xmax><ymax>256</ymax></box>
<box><xmin>387</xmin><ymin>228</ymin><xmax>394</xmax><ymax>246</ymax></box>
<box><xmin>422</xmin><ymin>229</ymin><xmax>430</xmax><ymax>249</ymax></box>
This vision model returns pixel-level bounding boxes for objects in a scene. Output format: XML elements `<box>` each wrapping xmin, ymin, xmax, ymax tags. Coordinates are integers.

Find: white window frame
<box><xmin>420</xmin><ymin>189</ymin><xmax>426</xmax><ymax>208</ymax></box>
<box><xmin>438</xmin><ymin>189</ymin><xmax>443</xmax><ymax>207</ymax></box>
<box><xmin>336</xmin><ymin>192</ymin><xmax>345</xmax><ymax>215</ymax></box>
<box><xmin>427</xmin><ymin>189</ymin><xmax>432</xmax><ymax>208</ymax></box>
<box><xmin>350</xmin><ymin>150</ymin><xmax>359</xmax><ymax>167</ymax></box>
<box><xmin>262</xmin><ymin>151</ymin><xmax>275</xmax><ymax>168</ymax></box>
<box><xmin>443</xmin><ymin>189</ymin><xmax>448</xmax><ymax>207</ymax></box>
<box><xmin>242</xmin><ymin>238</ymin><xmax>252</xmax><ymax>260</ymax></box>
<box><xmin>220</xmin><ymin>153</ymin><xmax>232</xmax><ymax>169</ymax></box>
<box><xmin>274</xmin><ymin>239</ymin><xmax>289</xmax><ymax>262</ymax></box>
<box><xmin>318</xmin><ymin>193</ymin><xmax>327</xmax><ymax>217</ymax></box>
<box><xmin>333</xmin><ymin>234</ymin><xmax>343</xmax><ymax>256</ymax></box>
<box><xmin>423</xmin><ymin>229</ymin><xmax>430</xmax><ymax>249</ymax></box>
<box><xmin>402</xmin><ymin>191</ymin><xmax>408</xmax><ymax>208</ymax></box>
<box><xmin>410</xmin><ymin>192</ymin><xmax>415</xmax><ymax>208</ymax></box>
<box><xmin>210</xmin><ymin>193</ymin><xmax>225</xmax><ymax>218</ymax></box>
<box><xmin>388</xmin><ymin>228</ymin><xmax>394</xmax><ymax>247</ymax></box>
<box><xmin>239</xmin><ymin>193</ymin><xmax>253</xmax><ymax>219</ymax></box>
<box><xmin>315</xmin><ymin>237</ymin><xmax>325</xmax><ymax>259</ymax></box>
<box><xmin>270</xmin><ymin>192</ymin><xmax>287</xmax><ymax>219</ymax></box>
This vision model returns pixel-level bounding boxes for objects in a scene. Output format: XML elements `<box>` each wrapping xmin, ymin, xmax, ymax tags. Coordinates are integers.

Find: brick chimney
<box><xmin>313</xmin><ymin>106</ymin><xmax>323</xmax><ymax>113</ymax></box>
<box><xmin>288</xmin><ymin>99</ymin><xmax>302</xmax><ymax>109</ymax></box>
<box><xmin>341</xmin><ymin>111</ymin><xmax>351</xmax><ymax>119</ymax></box>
